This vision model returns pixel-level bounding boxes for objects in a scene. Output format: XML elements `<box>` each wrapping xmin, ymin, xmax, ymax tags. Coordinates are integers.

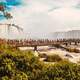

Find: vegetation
<box><xmin>66</xmin><ymin>47</ymin><xmax>80</xmax><ymax>53</ymax></box>
<box><xmin>44</xmin><ymin>54</ymin><xmax>62</xmax><ymax>62</ymax></box>
<box><xmin>0</xmin><ymin>44</ymin><xmax>80</xmax><ymax>80</ymax></box>
<box><xmin>39</xmin><ymin>53</ymin><xmax>47</xmax><ymax>58</ymax></box>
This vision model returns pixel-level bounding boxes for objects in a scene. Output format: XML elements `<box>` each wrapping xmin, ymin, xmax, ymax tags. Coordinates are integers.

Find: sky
<box><xmin>0</xmin><ymin>0</ymin><xmax>80</xmax><ymax>39</ymax></box>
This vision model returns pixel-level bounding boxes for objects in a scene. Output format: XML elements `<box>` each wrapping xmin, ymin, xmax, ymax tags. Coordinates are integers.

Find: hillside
<box><xmin>51</xmin><ymin>30</ymin><xmax>80</xmax><ymax>39</ymax></box>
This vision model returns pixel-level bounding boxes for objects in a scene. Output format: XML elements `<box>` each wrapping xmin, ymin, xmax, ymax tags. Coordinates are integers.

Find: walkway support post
<box><xmin>75</xmin><ymin>42</ymin><xmax>77</xmax><ymax>45</ymax></box>
<box><xmin>34</xmin><ymin>45</ymin><xmax>37</xmax><ymax>51</ymax></box>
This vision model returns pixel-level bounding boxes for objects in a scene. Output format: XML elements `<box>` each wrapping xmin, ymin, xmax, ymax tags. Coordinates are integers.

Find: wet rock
<box><xmin>65</xmin><ymin>54</ymin><xmax>73</xmax><ymax>58</ymax></box>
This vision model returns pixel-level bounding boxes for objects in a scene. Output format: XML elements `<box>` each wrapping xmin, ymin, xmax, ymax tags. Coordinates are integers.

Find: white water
<box><xmin>19</xmin><ymin>46</ymin><xmax>80</xmax><ymax>63</ymax></box>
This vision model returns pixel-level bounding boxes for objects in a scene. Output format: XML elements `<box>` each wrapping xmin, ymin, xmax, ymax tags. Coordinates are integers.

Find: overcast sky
<box><xmin>0</xmin><ymin>0</ymin><xmax>80</xmax><ymax>39</ymax></box>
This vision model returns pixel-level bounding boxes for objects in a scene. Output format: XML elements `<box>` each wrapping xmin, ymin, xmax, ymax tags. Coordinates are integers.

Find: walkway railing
<box><xmin>0</xmin><ymin>38</ymin><xmax>80</xmax><ymax>48</ymax></box>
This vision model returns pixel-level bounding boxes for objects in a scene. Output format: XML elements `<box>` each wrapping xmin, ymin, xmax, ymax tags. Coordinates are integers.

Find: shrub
<box><xmin>66</xmin><ymin>48</ymin><xmax>80</xmax><ymax>53</ymax></box>
<box><xmin>13</xmin><ymin>72</ymin><xmax>28</xmax><ymax>80</ymax></box>
<box><xmin>0</xmin><ymin>46</ymin><xmax>44</xmax><ymax>80</ymax></box>
<box><xmin>39</xmin><ymin>53</ymin><xmax>47</xmax><ymax>58</ymax></box>
<box><xmin>44</xmin><ymin>54</ymin><xmax>62</xmax><ymax>62</ymax></box>
<box><xmin>43</xmin><ymin>60</ymin><xmax>80</xmax><ymax>80</ymax></box>
<box><xmin>0</xmin><ymin>44</ymin><xmax>80</xmax><ymax>80</ymax></box>
<box><xmin>1</xmin><ymin>76</ymin><xmax>9</xmax><ymax>80</ymax></box>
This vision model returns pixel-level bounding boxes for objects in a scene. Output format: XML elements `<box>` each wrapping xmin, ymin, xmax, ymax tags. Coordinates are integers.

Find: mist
<box><xmin>0</xmin><ymin>0</ymin><xmax>80</xmax><ymax>39</ymax></box>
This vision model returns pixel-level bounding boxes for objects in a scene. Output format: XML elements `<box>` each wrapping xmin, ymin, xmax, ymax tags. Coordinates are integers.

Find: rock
<box><xmin>65</xmin><ymin>54</ymin><xmax>73</xmax><ymax>58</ymax></box>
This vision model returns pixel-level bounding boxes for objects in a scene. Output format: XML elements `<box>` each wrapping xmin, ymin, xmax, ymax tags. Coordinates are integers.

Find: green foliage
<box><xmin>13</xmin><ymin>72</ymin><xmax>28</xmax><ymax>80</ymax></box>
<box><xmin>66</xmin><ymin>48</ymin><xmax>80</xmax><ymax>53</ymax></box>
<box><xmin>0</xmin><ymin>44</ymin><xmax>80</xmax><ymax>80</ymax></box>
<box><xmin>1</xmin><ymin>76</ymin><xmax>9</xmax><ymax>80</ymax></box>
<box><xmin>45</xmin><ymin>54</ymin><xmax>62</xmax><ymax>62</ymax></box>
<box><xmin>39</xmin><ymin>53</ymin><xmax>47</xmax><ymax>58</ymax></box>
<box><xmin>0</xmin><ymin>45</ymin><xmax>44</xmax><ymax>80</ymax></box>
<box><xmin>43</xmin><ymin>60</ymin><xmax>80</xmax><ymax>80</ymax></box>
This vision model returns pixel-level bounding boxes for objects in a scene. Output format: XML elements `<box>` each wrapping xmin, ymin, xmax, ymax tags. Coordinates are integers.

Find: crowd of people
<box><xmin>0</xmin><ymin>38</ymin><xmax>79</xmax><ymax>47</ymax></box>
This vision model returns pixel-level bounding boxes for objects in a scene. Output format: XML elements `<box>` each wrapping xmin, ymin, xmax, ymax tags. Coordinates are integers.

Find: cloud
<box><xmin>48</xmin><ymin>7</ymin><xmax>80</xmax><ymax>31</ymax></box>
